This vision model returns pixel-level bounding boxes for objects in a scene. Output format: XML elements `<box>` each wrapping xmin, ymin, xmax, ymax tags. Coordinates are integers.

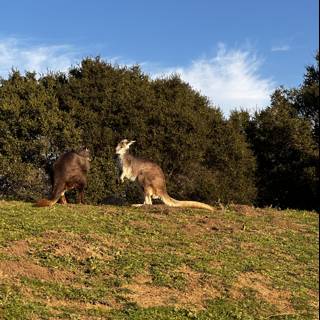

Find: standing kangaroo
<box><xmin>116</xmin><ymin>139</ymin><xmax>214</xmax><ymax>211</ymax></box>
<box><xmin>36</xmin><ymin>148</ymin><xmax>91</xmax><ymax>207</ymax></box>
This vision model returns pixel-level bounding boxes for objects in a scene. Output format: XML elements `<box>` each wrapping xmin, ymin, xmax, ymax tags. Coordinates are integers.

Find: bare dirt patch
<box><xmin>183</xmin><ymin>215</ymin><xmax>243</xmax><ymax>237</ymax></box>
<box><xmin>129</xmin><ymin>220</ymin><xmax>151</xmax><ymax>230</ymax></box>
<box><xmin>306</xmin><ymin>289</ymin><xmax>319</xmax><ymax>310</ymax></box>
<box><xmin>268</xmin><ymin>215</ymin><xmax>307</xmax><ymax>232</ymax></box>
<box><xmin>44</xmin><ymin>297</ymin><xmax>117</xmax><ymax>311</ymax></box>
<box><xmin>21</xmin><ymin>293</ymin><xmax>119</xmax><ymax>320</ymax></box>
<box><xmin>230</xmin><ymin>272</ymin><xmax>293</xmax><ymax>312</ymax></box>
<box><xmin>124</xmin><ymin>265</ymin><xmax>220</xmax><ymax>309</ymax></box>
<box><xmin>33</xmin><ymin>231</ymin><xmax>99</xmax><ymax>260</ymax></box>
<box><xmin>0</xmin><ymin>239</ymin><xmax>30</xmax><ymax>257</ymax></box>
<box><xmin>240</xmin><ymin>242</ymin><xmax>259</xmax><ymax>251</ymax></box>
<box><xmin>229</xmin><ymin>204</ymin><xmax>262</xmax><ymax>217</ymax></box>
<box><xmin>0</xmin><ymin>259</ymin><xmax>74</xmax><ymax>281</ymax></box>
<box><xmin>30</xmin><ymin>230</ymin><xmax>125</xmax><ymax>262</ymax></box>
<box><xmin>0</xmin><ymin>237</ymin><xmax>74</xmax><ymax>281</ymax></box>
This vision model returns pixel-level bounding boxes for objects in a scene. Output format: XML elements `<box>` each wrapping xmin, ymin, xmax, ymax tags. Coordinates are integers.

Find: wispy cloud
<box><xmin>151</xmin><ymin>44</ymin><xmax>275</xmax><ymax>115</ymax></box>
<box><xmin>0</xmin><ymin>38</ymin><xmax>275</xmax><ymax>115</ymax></box>
<box><xmin>271</xmin><ymin>45</ymin><xmax>290</xmax><ymax>52</ymax></box>
<box><xmin>0</xmin><ymin>37</ymin><xmax>139</xmax><ymax>78</ymax></box>
<box><xmin>0</xmin><ymin>37</ymin><xmax>80</xmax><ymax>78</ymax></box>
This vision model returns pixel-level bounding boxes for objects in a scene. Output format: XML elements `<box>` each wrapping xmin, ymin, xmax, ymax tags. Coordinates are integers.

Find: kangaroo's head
<box><xmin>115</xmin><ymin>139</ymin><xmax>135</xmax><ymax>155</ymax></box>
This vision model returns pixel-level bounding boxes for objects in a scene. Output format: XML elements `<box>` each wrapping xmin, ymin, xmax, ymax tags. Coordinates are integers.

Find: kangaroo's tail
<box><xmin>160</xmin><ymin>193</ymin><xmax>214</xmax><ymax>212</ymax></box>
<box><xmin>35</xmin><ymin>183</ymin><xmax>65</xmax><ymax>207</ymax></box>
<box><xmin>35</xmin><ymin>198</ymin><xmax>58</xmax><ymax>207</ymax></box>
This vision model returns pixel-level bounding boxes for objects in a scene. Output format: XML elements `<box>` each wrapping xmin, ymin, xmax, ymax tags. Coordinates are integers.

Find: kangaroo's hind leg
<box><xmin>58</xmin><ymin>192</ymin><xmax>67</xmax><ymax>204</ymax></box>
<box><xmin>77</xmin><ymin>188</ymin><xmax>85</xmax><ymax>204</ymax></box>
<box><xmin>132</xmin><ymin>186</ymin><xmax>153</xmax><ymax>207</ymax></box>
<box><xmin>143</xmin><ymin>186</ymin><xmax>154</xmax><ymax>205</ymax></box>
<box><xmin>51</xmin><ymin>182</ymin><xmax>67</xmax><ymax>205</ymax></box>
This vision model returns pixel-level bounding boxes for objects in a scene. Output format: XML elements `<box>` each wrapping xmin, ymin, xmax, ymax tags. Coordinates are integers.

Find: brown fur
<box><xmin>36</xmin><ymin>148</ymin><xmax>90</xmax><ymax>207</ymax></box>
<box><xmin>116</xmin><ymin>140</ymin><xmax>214</xmax><ymax>212</ymax></box>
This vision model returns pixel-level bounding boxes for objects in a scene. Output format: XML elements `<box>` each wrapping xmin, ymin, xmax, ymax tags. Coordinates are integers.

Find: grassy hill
<box><xmin>0</xmin><ymin>201</ymin><xmax>318</xmax><ymax>320</ymax></box>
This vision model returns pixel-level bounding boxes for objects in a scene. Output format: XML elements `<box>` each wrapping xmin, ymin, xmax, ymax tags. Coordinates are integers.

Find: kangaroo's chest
<box><xmin>120</xmin><ymin>157</ymin><xmax>137</xmax><ymax>181</ymax></box>
<box><xmin>123</xmin><ymin>166</ymin><xmax>137</xmax><ymax>181</ymax></box>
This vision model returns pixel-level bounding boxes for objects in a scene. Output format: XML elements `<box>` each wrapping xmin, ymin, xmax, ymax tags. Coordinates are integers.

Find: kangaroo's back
<box><xmin>35</xmin><ymin>149</ymin><xmax>91</xmax><ymax>207</ymax></box>
<box><xmin>132</xmin><ymin>158</ymin><xmax>167</xmax><ymax>194</ymax></box>
<box><xmin>53</xmin><ymin>152</ymin><xmax>89</xmax><ymax>181</ymax></box>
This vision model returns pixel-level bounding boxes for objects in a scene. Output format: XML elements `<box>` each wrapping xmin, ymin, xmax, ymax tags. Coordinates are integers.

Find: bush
<box><xmin>0</xmin><ymin>58</ymin><xmax>258</xmax><ymax>206</ymax></box>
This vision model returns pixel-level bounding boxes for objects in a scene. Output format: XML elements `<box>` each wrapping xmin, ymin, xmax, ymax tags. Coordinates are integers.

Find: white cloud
<box><xmin>0</xmin><ymin>37</ymin><xmax>79</xmax><ymax>78</ymax></box>
<box><xmin>151</xmin><ymin>44</ymin><xmax>275</xmax><ymax>115</ymax></box>
<box><xmin>0</xmin><ymin>38</ymin><xmax>275</xmax><ymax>116</ymax></box>
<box><xmin>0</xmin><ymin>37</ymin><xmax>138</xmax><ymax>78</ymax></box>
<box><xmin>271</xmin><ymin>45</ymin><xmax>290</xmax><ymax>52</ymax></box>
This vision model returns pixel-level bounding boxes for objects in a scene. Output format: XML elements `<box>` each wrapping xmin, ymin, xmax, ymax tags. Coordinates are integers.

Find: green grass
<box><xmin>0</xmin><ymin>201</ymin><xmax>318</xmax><ymax>319</ymax></box>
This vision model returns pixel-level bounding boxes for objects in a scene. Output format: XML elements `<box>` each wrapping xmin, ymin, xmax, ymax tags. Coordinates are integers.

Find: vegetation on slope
<box><xmin>0</xmin><ymin>201</ymin><xmax>318</xmax><ymax>319</ymax></box>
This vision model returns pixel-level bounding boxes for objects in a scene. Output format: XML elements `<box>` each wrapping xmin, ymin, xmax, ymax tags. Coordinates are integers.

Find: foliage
<box><xmin>294</xmin><ymin>52</ymin><xmax>319</xmax><ymax>147</ymax></box>
<box><xmin>0</xmin><ymin>59</ymin><xmax>256</xmax><ymax>205</ymax></box>
<box><xmin>228</xmin><ymin>52</ymin><xmax>319</xmax><ymax>210</ymax></box>
<box><xmin>0</xmin><ymin>53</ymin><xmax>318</xmax><ymax>209</ymax></box>
<box><xmin>248</xmin><ymin>98</ymin><xmax>318</xmax><ymax>210</ymax></box>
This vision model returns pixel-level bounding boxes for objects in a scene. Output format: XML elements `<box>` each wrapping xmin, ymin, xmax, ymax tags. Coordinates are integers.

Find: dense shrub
<box><xmin>0</xmin><ymin>59</ymin><xmax>256</xmax><ymax>205</ymax></box>
<box><xmin>1</xmin><ymin>54</ymin><xmax>318</xmax><ymax>210</ymax></box>
<box><xmin>246</xmin><ymin>91</ymin><xmax>318</xmax><ymax>210</ymax></box>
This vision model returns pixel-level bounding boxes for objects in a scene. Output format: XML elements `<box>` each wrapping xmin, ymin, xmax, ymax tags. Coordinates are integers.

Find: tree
<box><xmin>0</xmin><ymin>58</ymin><xmax>257</xmax><ymax>205</ymax></box>
<box><xmin>294</xmin><ymin>51</ymin><xmax>319</xmax><ymax>147</ymax></box>
<box><xmin>246</xmin><ymin>92</ymin><xmax>318</xmax><ymax>210</ymax></box>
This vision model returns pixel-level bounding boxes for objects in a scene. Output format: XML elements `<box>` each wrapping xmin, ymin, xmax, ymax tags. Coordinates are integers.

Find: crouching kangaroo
<box><xmin>116</xmin><ymin>139</ymin><xmax>214</xmax><ymax>212</ymax></box>
<box><xmin>36</xmin><ymin>148</ymin><xmax>91</xmax><ymax>207</ymax></box>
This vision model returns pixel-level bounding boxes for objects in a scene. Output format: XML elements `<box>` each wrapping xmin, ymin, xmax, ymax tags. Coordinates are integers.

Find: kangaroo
<box><xmin>36</xmin><ymin>148</ymin><xmax>91</xmax><ymax>207</ymax></box>
<box><xmin>116</xmin><ymin>139</ymin><xmax>214</xmax><ymax>211</ymax></box>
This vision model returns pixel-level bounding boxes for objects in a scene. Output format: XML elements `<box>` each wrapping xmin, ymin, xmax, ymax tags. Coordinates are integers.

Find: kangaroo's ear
<box><xmin>128</xmin><ymin>140</ymin><xmax>136</xmax><ymax>147</ymax></box>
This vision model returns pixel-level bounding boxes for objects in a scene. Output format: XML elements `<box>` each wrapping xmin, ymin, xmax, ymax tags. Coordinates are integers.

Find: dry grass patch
<box><xmin>0</xmin><ymin>260</ymin><xmax>74</xmax><ymax>282</ymax></box>
<box><xmin>229</xmin><ymin>204</ymin><xmax>262</xmax><ymax>216</ymax></box>
<box><xmin>230</xmin><ymin>272</ymin><xmax>293</xmax><ymax>313</ymax></box>
<box><xmin>124</xmin><ymin>265</ymin><xmax>220</xmax><ymax>309</ymax></box>
<box><xmin>31</xmin><ymin>231</ymin><xmax>104</xmax><ymax>260</ymax></box>
<box><xmin>41</xmin><ymin>297</ymin><xmax>117</xmax><ymax>311</ymax></box>
<box><xmin>0</xmin><ymin>239</ymin><xmax>74</xmax><ymax>281</ymax></box>
<box><xmin>29</xmin><ymin>230</ymin><xmax>127</xmax><ymax>262</ymax></box>
<box><xmin>1</xmin><ymin>239</ymin><xmax>30</xmax><ymax>257</ymax></box>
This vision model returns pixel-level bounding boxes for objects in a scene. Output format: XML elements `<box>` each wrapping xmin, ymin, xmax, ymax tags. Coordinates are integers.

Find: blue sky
<box><xmin>0</xmin><ymin>0</ymin><xmax>318</xmax><ymax>115</ymax></box>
